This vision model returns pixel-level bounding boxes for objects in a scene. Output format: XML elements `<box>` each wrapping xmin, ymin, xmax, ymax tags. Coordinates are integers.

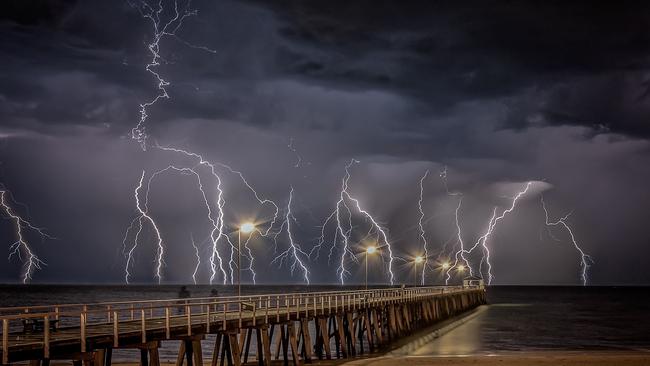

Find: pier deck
<box><xmin>0</xmin><ymin>286</ymin><xmax>486</xmax><ymax>366</ymax></box>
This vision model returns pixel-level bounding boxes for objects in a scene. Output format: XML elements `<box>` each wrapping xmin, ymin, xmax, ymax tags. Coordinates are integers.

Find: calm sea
<box><xmin>1</xmin><ymin>285</ymin><xmax>648</xmax><ymax>359</ymax></box>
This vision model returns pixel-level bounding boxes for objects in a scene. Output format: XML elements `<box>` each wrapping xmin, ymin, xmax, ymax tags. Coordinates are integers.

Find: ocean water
<box><xmin>1</xmin><ymin>285</ymin><xmax>649</xmax><ymax>359</ymax></box>
<box><xmin>413</xmin><ymin>286</ymin><xmax>650</xmax><ymax>356</ymax></box>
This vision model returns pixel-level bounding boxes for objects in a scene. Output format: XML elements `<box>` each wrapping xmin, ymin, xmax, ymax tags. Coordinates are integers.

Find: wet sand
<box><xmin>107</xmin><ymin>352</ymin><xmax>650</xmax><ymax>366</ymax></box>
<box><xmin>342</xmin><ymin>352</ymin><xmax>650</xmax><ymax>366</ymax></box>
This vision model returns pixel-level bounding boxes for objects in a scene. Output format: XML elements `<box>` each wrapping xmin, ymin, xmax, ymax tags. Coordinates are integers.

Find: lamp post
<box><xmin>414</xmin><ymin>256</ymin><xmax>424</xmax><ymax>286</ymax></box>
<box><xmin>238</xmin><ymin>222</ymin><xmax>255</xmax><ymax>298</ymax></box>
<box><xmin>365</xmin><ymin>246</ymin><xmax>376</xmax><ymax>290</ymax></box>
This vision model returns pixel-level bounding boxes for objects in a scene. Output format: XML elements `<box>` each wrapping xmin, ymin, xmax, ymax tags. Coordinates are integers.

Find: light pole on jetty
<box><xmin>414</xmin><ymin>256</ymin><xmax>424</xmax><ymax>286</ymax></box>
<box><xmin>238</xmin><ymin>222</ymin><xmax>256</xmax><ymax>298</ymax></box>
<box><xmin>365</xmin><ymin>246</ymin><xmax>377</xmax><ymax>290</ymax></box>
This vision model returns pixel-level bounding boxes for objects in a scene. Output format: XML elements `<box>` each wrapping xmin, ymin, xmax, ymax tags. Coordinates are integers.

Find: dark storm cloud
<box><xmin>1</xmin><ymin>0</ymin><xmax>649</xmax><ymax>285</ymax></box>
<box><xmin>254</xmin><ymin>0</ymin><xmax>650</xmax><ymax>136</ymax></box>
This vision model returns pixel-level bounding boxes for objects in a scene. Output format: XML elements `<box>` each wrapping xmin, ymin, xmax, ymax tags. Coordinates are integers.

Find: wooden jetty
<box><xmin>0</xmin><ymin>286</ymin><xmax>486</xmax><ymax>366</ymax></box>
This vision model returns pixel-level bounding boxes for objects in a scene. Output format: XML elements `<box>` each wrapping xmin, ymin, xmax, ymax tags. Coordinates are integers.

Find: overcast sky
<box><xmin>1</xmin><ymin>0</ymin><xmax>649</xmax><ymax>285</ymax></box>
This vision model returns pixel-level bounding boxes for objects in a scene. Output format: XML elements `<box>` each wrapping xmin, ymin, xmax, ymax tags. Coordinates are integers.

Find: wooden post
<box><xmin>186</xmin><ymin>306</ymin><xmax>192</xmax><ymax>336</ymax></box>
<box><xmin>80</xmin><ymin>312</ymin><xmax>87</xmax><ymax>353</ymax></box>
<box><xmin>363</xmin><ymin>310</ymin><xmax>373</xmax><ymax>350</ymax></box>
<box><xmin>3</xmin><ymin>318</ymin><xmax>9</xmax><ymax>365</ymax></box>
<box><xmin>176</xmin><ymin>341</ymin><xmax>185</xmax><ymax>366</ymax></box>
<box><xmin>206</xmin><ymin>305</ymin><xmax>211</xmax><ymax>334</ymax></box>
<box><xmin>223</xmin><ymin>303</ymin><xmax>227</xmax><ymax>331</ymax></box>
<box><xmin>191</xmin><ymin>340</ymin><xmax>203</xmax><ymax>366</ymax></box>
<box><xmin>319</xmin><ymin>318</ymin><xmax>331</xmax><ymax>359</ymax></box>
<box><xmin>43</xmin><ymin>316</ymin><xmax>50</xmax><ymax>359</ymax></box>
<box><xmin>335</xmin><ymin>314</ymin><xmax>347</xmax><ymax>358</ymax></box>
<box><xmin>261</xmin><ymin>326</ymin><xmax>272</xmax><ymax>366</ymax></box>
<box><xmin>300</xmin><ymin>319</ymin><xmax>313</xmax><ymax>362</ymax></box>
<box><xmin>228</xmin><ymin>333</ymin><xmax>242</xmax><ymax>366</ymax></box>
<box><xmin>149</xmin><ymin>345</ymin><xmax>160</xmax><ymax>366</ymax></box>
<box><xmin>140</xmin><ymin>348</ymin><xmax>149</xmax><ymax>366</ymax></box>
<box><xmin>141</xmin><ymin>309</ymin><xmax>147</xmax><ymax>344</ymax></box>
<box><xmin>184</xmin><ymin>340</ymin><xmax>194</xmax><ymax>366</ymax></box>
<box><xmin>287</xmin><ymin>322</ymin><xmax>301</xmax><ymax>366</ymax></box>
<box><xmin>113</xmin><ymin>311</ymin><xmax>119</xmax><ymax>348</ymax></box>
<box><xmin>165</xmin><ymin>307</ymin><xmax>171</xmax><ymax>339</ymax></box>
<box><xmin>243</xmin><ymin>329</ymin><xmax>252</xmax><ymax>364</ymax></box>
<box><xmin>211</xmin><ymin>333</ymin><xmax>223</xmax><ymax>366</ymax></box>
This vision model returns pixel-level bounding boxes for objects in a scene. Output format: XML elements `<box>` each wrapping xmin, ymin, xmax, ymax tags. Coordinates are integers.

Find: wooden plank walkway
<box><xmin>0</xmin><ymin>286</ymin><xmax>486</xmax><ymax>366</ymax></box>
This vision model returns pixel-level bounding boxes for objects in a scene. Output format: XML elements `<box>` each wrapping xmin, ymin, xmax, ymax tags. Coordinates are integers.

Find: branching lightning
<box><xmin>541</xmin><ymin>196</ymin><xmax>592</xmax><ymax>285</ymax></box>
<box><xmin>123</xmin><ymin>145</ymin><xmax>281</xmax><ymax>285</ymax></box>
<box><xmin>447</xmin><ymin>182</ymin><xmax>533</xmax><ymax>285</ymax></box>
<box><xmin>1</xmin><ymin>189</ymin><xmax>52</xmax><ymax>283</ymax></box>
<box><xmin>121</xmin><ymin>1</ymin><xmax>592</xmax><ymax>289</ymax></box>
<box><xmin>124</xmin><ymin>0</ymin><xmax>285</xmax><ymax>286</ymax></box>
<box><xmin>271</xmin><ymin>186</ymin><xmax>311</xmax><ymax>284</ymax></box>
<box><xmin>438</xmin><ymin>167</ymin><xmax>471</xmax><ymax>284</ymax></box>
<box><xmin>241</xmin><ymin>232</ymin><xmax>257</xmax><ymax>285</ymax></box>
<box><xmin>123</xmin><ymin>170</ymin><xmax>165</xmax><ymax>284</ymax></box>
<box><xmin>315</xmin><ymin>160</ymin><xmax>396</xmax><ymax>285</ymax></box>
<box><xmin>190</xmin><ymin>233</ymin><xmax>200</xmax><ymax>284</ymax></box>
<box><xmin>417</xmin><ymin>170</ymin><xmax>429</xmax><ymax>285</ymax></box>
<box><xmin>128</xmin><ymin>0</ymin><xmax>216</xmax><ymax>150</ymax></box>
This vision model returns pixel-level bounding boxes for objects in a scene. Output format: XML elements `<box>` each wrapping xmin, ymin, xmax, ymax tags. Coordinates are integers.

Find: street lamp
<box><xmin>365</xmin><ymin>246</ymin><xmax>377</xmax><ymax>290</ymax></box>
<box><xmin>238</xmin><ymin>222</ymin><xmax>255</xmax><ymax>298</ymax></box>
<box><xmin>441</xmin><ymin>262</ymin><xmax>450</xmax><ymax>270</ymax></box>
<box><xmin>414</xmin><ymin>256</ymin><xmax>424</xmax><ymax>286</ymax></box>
<box><xmin>457</xmin><ymin>264</ymin><xmax>465</xmax><ymax>272</ymax></box>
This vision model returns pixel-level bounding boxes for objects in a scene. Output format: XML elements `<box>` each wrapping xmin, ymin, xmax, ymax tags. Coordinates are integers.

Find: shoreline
<box><xmin>342</xmin><ymin>351</ymin><xmax>650</xmax><ymax>366</ymax></box>
<box><xmin>102</xmin><ymin>351</ymin><xmax>650</xmax><ymax>366</ymax></box>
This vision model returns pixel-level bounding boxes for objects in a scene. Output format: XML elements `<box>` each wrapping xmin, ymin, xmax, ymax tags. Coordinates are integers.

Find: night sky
<box><xmin>1</xmin><ymin>0</ymin><xmax>649</xmax><ymax>285</ymax></box>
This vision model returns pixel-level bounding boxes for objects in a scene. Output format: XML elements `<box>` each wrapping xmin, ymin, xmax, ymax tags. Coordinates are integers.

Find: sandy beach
<box><xmin>341</xmin><ymin>352</ymin><xmax>650</xmax><ymax>366</ymax></box>
<box><xmin>105</xmin><ymin>352</ymin><xmax>650</xmax><ymax>366</ymax></box>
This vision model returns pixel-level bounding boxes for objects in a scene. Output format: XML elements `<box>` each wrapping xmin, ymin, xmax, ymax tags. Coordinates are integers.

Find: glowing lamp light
<box><xmin>240</xmin><ymin>222</ymin><xmax>256</xmax><ymax>234</ymax></box>
<box><xmin>414</xmin><ymin>256</ymin><xmax>424</xmax><ymax>264</ymax></box>
<box><xmin>441</xmin><ymin>262</ymin><xmax>450</xmax><ymax>270</ymax></box>
<box><xmin>366</xmin><ymin>246</ymin><xmax>377</xmax><ymax>254</ymax></box>
<box><xmin>458</xmin><ymin>265</ymin><xmax>466</xmax><ymax>271</ymax></box>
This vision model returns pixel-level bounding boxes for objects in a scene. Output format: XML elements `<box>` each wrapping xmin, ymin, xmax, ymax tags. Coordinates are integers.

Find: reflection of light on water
<box><xmin>413</xmin><ymin>308</ymin><xmax>487</xmax><ymax>356</ymax></box>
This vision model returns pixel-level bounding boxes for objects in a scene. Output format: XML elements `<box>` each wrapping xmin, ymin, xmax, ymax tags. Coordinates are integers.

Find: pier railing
<box><xmin>0</xmin><ymin>285</ymin><xmax>479</xmax><ymax>364</ymax></box>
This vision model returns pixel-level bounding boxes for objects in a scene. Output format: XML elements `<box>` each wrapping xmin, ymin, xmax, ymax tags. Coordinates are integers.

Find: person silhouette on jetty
<box><xmin>176</xmin><ymin>286</ymin><xmax>191</xmax><ymax>314</ymax></box>
<box><xmin>178</xmin><ymin>286</ymin><xmax>191</xmax><ymax>299</ymax></box>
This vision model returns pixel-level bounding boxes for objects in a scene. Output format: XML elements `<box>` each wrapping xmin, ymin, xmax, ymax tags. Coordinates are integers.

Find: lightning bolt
<box><xmin>417</xmin><ymin>170</ymin><xmax>429</xmax><ymax>285</ymax></box>
<box><xmin>541</xmin><ymin>196</ymin><xmax>592</xmax><ymax>285</ymax></box>
<box><xmin>190</xmin><ymin>233</ymin><xmax>200</xmax><ymax>284</ymax></box>
<box><xmin>317</xmin><ymin>160</ymin><xmax>396</xmax><ymax>285</ymax></box>
<box><xmin>450</xmin><ymin>182</ymin><xmax>533</xmax><ymax>285</ymax></box>
<box><xmin>438</xmin><ymin>167</ymin><xmax>471</xmax><ymax>284</ymax></box>
<box><xmin>127</xmin><ymin>0</ymin><xmax>216</xmax><ymax>150</ymax></box>
<box><xmin>241</xmin><ymin>231</ymin><xmax>257</xmax><ymax>285</ymax></box>
<box><xmin>271</xmin><ymin>186</ymin><xmax>310</xmax><ymax>284</ymax></box>
<box><xmin>1</xmin><ymin>189</ymin><xmax>52</xmax><ymax>283</ymax></box>
<box><xmin>123</xmin><ymin>145</ymin><xmax>281</xmax><ymax>285</ymax></box>
<box><xmin>445</xmin><ymin>197</ymin><xmax>472</xmax><ymax>284</ymax></box>
<box><xmin>123</xmin><ymin>163</ymin><xmax>228</xmax><ymax>285</ymax></box>
<box><xmin>154</xmin><ymin>145</ymin><xmax>280</xmax><ymax>283</ymax></box>
<box><xmin>123</xmin><ymin>170</ymin><xmax>165</xmax><ymax>284</ymax></box>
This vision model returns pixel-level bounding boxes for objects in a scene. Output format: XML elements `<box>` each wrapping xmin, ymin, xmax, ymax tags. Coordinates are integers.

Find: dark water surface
<box><xmin>414</xmin><ymin>286</ymin><xmax>650</xmax><ymax>355</ymax></box>
<box><xmin>1</xmin><ymin>285</ymin><xmax>649</xmax><ymax>359</ymax></box>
